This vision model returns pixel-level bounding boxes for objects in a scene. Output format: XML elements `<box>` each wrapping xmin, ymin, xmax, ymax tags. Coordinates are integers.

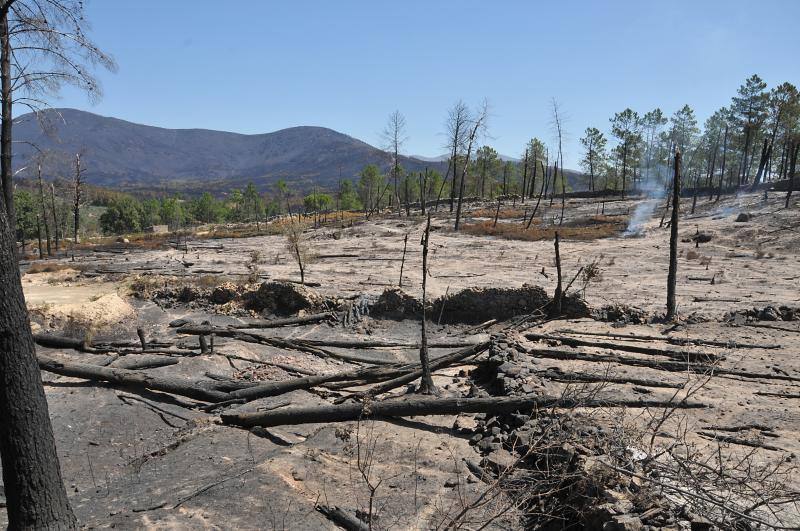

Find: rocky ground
<box><xmin>5</xmin><ymin>190</ymin><xmax>800</xmax><ymax>529</ymax></box>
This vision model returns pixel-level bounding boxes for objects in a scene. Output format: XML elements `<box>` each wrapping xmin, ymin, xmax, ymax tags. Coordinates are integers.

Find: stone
<box><xmin>603</xmin><ymin>515</ymin><xmax>643</xmax><ymax>531</ymax></box>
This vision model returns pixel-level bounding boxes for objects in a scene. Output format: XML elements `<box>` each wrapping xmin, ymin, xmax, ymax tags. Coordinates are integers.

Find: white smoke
<box><xmin>624</xmin><ymin>165</ymin><xmax>668</xmax><ymax>236</ymax></box>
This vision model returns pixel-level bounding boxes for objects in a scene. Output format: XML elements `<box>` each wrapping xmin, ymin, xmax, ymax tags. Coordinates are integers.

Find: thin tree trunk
<box><xmin>785</xmin><ymin>142</ymin><xmax>799</xmax><ymax>208</ymax></box>
<box><xmin>666</xmin><ymin>150</ymin><xmax>681</xmax><ymax>320</ymax></box>
<box><xmin>551</xmin><ymin>232</ymin><xmax>562</xmax><ymax>317</ymax></box>
<box><xmin>715</xmin><ymin>125</ymin><xmax>728</xmax><ymax>202</ymax></box>
<box><xmin>50</xmin><ymin>183</ymin><xmax>59</xmax><ymax>252</ymax></box>
<box><xmin>417</xmin><ymin>214</ymin><xmax>436</xmax><ymax>394</ymax></box>
<box><xmin>37</xmin><ymin>163</ymin><xmax>51</xmax><ymax>256</ymax></box>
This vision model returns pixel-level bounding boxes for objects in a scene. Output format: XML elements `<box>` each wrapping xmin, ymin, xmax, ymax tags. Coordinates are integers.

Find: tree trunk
<box><xmin>220</xmin><ymin>395</ymin><xmax>706</xmax><ymax>428</ymax></box>
<box><xmin>0</xmin><ymin>204</ymin><xmax>78</xmax><ymax>529</ymax></box>
<box><xmin>551</xmin><ymin>232</ymin><xmax>562</xmax><ymax>317</ymax></box>
<box><xmin>0</xmin><ymin>10</ymin><xmax>12</xmax><ymax>226</ymax></box>
<box><xmin>521</xmin><ymin>149</ymin><xmax>528</xmax><ymax>202</ymax></box>
<box><xmin>37</xmin><ymin>163</ymin><xmax>51</xmax><ymax>256</ymax></box>
<box><xmin>417</xmin><ymin>214</ymin><xmax>436</xmax><ymax>394</ymax></box>
<box><xmin>50</xmin><ymin>183</ymin><xmax>59</xmax><ymax>252</ymax></box>
<box><xmin>785</xmin><ymin>142</ymin><xmax>799</xmax><ymax>208</ymax></box>
<box><xmin>666</xmin><ymin>150</ymin><xmax>681</xmax><ymax>320</ymax></box>
<box><xmin>715</xmin><ymin>125</ymin><xmax>728</xmax><ymax>202</ymax></box>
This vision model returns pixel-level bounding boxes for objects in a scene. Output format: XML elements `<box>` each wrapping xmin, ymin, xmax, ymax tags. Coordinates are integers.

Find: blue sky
<box><xmin>52</xmin><ymin>0</ymin><xmax>799</xmax><ymax>169</ymax></box>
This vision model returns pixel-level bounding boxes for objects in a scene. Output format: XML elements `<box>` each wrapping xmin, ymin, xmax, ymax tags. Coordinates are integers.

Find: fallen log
<box><xmin>315</xmin><ymin>505</ymin><xmax>368</xmax><ymax>531</ymax></box>
<box><xmin>109</xmin><ymin>355</ymin><xmax>180</xmax><ymax>370</ymax></box>
<box><xmin>230</xmin><ymin>312</ymin><xmax>333</xmax><ymax>329</ymax></box>
<box><xmin>222</xmin><ymin>341</ymin><xmax>491</xmax><ymax>403</ymax></box>
<box><xmin>754</xmin><ymin>391</ymin><xmax>800</xmax><ymax>399</ymax></box>
<box><xmin>38</xmin><ymin>355</ymin><xmax>227</xmax><ymax>402</ymax></box>
<box><xmin>536</xmin><ymin>369</ymin><xmax>685</xmax><ymax>388</ymax></box>
<box><xmin>220</xmin><ymin>395</ymin><xmax>707</xmax><ymax>428</ymax></box>
<box><xmin>521</xmin><ymin>345</ymin><xmax>800</xmax><ymax>383</ymax></box>
<box><xmin>556</xmin><ymin>329</ymin><xmax>781</xmax><ymax>350</ymax></box>
<box><xmin>176</xmin><ymin>326</ymin><xmax>397</xmax><ymax>365</ymax></box>
<box><xmin>524</xmin><ymin>333</ymin><xmax>721</xmax><ymax>362</ymax></box>
<box><xmin>696</xmin><ymin>431</ymin><xmax>784</xmax><ymax>452</ymax></box>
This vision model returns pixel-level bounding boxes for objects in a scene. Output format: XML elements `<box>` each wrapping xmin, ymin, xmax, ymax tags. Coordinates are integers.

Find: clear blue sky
<box><xmin>53</xmin><ymin>0</ymin><xmax>799</xmax><ymax>169</ymax></box>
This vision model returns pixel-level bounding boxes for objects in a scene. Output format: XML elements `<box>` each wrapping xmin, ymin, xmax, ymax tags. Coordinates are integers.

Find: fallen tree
<box><xmin>555</xmin><ymin>329</ymin><xmax>781</xmax><ymax>350</ymax></box>
<box><xmin>38</xmin><ymin>355</ymin><xmax>227</xmax><ymax>402</ymax></box>
<box><xmin>524</xmin><ymin>332</ymin><xmax>722</xmax><ymax>362</ymax></box>
<box><xmin>220</xmin><ymin>395</ymin><xmax>707</xmax><ymax>428</ymax></box>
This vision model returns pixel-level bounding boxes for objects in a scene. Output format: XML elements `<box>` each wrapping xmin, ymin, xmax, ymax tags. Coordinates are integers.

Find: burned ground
<box><xmin>7</xmin><ymin>190</ymin><xmax>800</xmax><ymax>529</ymax></box>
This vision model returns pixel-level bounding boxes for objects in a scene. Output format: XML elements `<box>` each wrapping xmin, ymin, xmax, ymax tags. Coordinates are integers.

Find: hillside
<box><xmin>13</xmin><ymin>109</ymin><xmax>440</xmax><ymax>192</ymax></box>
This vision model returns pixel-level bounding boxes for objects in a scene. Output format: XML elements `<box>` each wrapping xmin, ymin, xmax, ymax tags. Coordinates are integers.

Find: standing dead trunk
<box><xmin>0</xmin><ymin>191</ymin><xmax>78</xmax><ymax>529</ymax></box>
<box><xmin>785</xmin><ymin>142</ymin><xmax>799</xmax><ymax>208</ymax></box>
<box><xmin>551</xmin><ymin>232</ymin><xmax>562</xmax><ymax>317</ymax></box>
<box><xmin>521</xmin><ymin>149</ymin><xmax>529</xmax><ymax>202</ymax></box>
<box><xmin>398</xmin><ymin>232</ymin><xmax>408</xmax><ymax>287</ymax></box>
<box><xmin>527</xmin><ymin>160</ymin><xmax>548</xmax><ymax>228</ymax></box>
<box><xmin>417</xmin><ymin>214</ymin><xmax>436</xmax><ymax>394</ymax></box>
<box><xmin>666</xmin><ymin>150</ymin><xmax>682</xmax><ymax>321</ymax></box>
<box><xmin>493</xmin><ymin>198</ymin><xmax>501</xmax><ymax>228</ymax></box>
<box><xmin>72</xmin><ymin>153</ymin><xmax>83</xmax><ymax>260</ymax></box>
<box><xmin>50</xmin><ymin>182</ymin><xmax>59</xmax><ymax>253</ymax></box>
<box><xmin>36</xmin><ymin>163</ymin><xmax>51</xmax><ymax>256</ymax></box>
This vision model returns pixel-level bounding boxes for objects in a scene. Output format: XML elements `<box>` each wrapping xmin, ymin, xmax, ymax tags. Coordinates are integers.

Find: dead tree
<box><xmin>454</xmin><ymin>100</ymin><xmax>489</xmax><ymax>231</ymax></box>
<box><xmin>71</xmin><ymin>152</ymin><xmax>84</xmax><ymax>260</ymax></box>
<box><xmin>715</xmin><ymin>124</ymin><xmax>729</xmax><ymax>202</ymax></box>
<box><xmin>382</xmin><ymin>110</ymin><xmax>407</xmax><ymax>211</ymax></box>
<box><xmin>0</xmin><ymin>3</ymin><xmax>11</xmax><ymax>223</ymax></box>
<box><xmin>49</xmin><ymin>181</ymin><xmax>59</xmax><ymax>252</ymax></box>
<box><xmin>785</xmin><ymin>141</ymin><xmax>799</xmax><ymax>208</ymax></box>
<box><xmin>35</xmin><ymin>161</ymin><xmax>51</xmax><ymax>255</ymax></box>
<box><xmin>666</xmin><ymin>150</ymin><xmax>681</xmax><ymax>321</ymax></box>
<box><xmin>417</xmin><ymin>214</ymin><xmax>436</xmax><ymax>394</ymax></box>
<box><xmin>444</xmin><ymin>101</ymin><xmax>469</xmax><ymax>213</ymax></box>
<box><xmin>551</xmin><ymin>232</ymin><xmax>563</xmax><ymax>317</ymax></box>
<box><xmin>398</xmin><ymin>232</ymin><xmax>408</xmax><ymax>287</ymax></box>
<box><xmin>0</xmin><ymin>187</ymin><xmax>77</xmax><ymax>528</ymax></box>
<box><xmin>551</xmin><ymin>98</ymin><xmax>566</xmax><ymax>225</ymax></box>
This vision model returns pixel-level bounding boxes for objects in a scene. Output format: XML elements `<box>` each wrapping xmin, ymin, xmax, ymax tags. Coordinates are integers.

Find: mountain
<box><xmin>13</xmin><ymin>108</ymin><xmax>442</xmax><ymax>192</ymax></box>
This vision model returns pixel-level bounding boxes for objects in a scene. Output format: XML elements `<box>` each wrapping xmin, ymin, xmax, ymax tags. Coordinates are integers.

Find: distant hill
<box><xmin>13</xmin><ymin>108</ymin><xmax>587</xmax><ymax>194</ymax></box>
<box><xmin>13</xmin><ymin>108</ymin><xmax>441</xmax><ymax>193</ymax></box>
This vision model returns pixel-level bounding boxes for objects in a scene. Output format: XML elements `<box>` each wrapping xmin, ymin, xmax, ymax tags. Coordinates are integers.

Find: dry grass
<box><xmin>25</xmin><ymin>262</ymin><xmax>84</xmax><ymax>274</ymax></box>
<box><xmin>461</xmin><ymin>215</ymin><xmax>627</xmax><ymax>242</ymax></box>
<box><xmin>470</xmin><ymin>207</ymin><xmax>530</xmax><ymax>220</ymax></box>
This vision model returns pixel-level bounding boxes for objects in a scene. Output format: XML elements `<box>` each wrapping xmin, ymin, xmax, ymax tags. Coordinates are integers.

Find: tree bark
<box><xmin>551</xmin><ymin>232</ymin><xmax>562</xmax><ymax>317</ymax></box>
<box><xmin>0</xmin><ymin>195</ymin><xmax>78</xmax><ymax>527</ymax></box>
<box><xmin>665</xmin><ymin>150</ymin><xmax>681</xmax><ymax>320</ymax></box>
<box><xmin>36</xmin><ymin>163</ymin><xmax>52</xmax><ymax>255</ymax></box>
<box><xmin>785</xmin><ymin>142</ymin><xmax>799</xmax><ymax>208</ymax></box>
<box><xmin>0</xmin><ymin>8</ymin><xmax>12</xmax><ymax>226</ymax></box>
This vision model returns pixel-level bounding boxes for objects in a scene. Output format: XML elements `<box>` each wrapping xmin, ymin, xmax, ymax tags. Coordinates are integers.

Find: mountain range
<box><xmin>14</xmin><ymin>108</ymin><xmax>585</xmax><ymax>193</ymax></box>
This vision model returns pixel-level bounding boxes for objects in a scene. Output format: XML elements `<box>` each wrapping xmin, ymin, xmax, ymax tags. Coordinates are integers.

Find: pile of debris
<box><xmin>725</xmin><ymin>305</ymin><xmax>800</xmax><ymax>322</ymax></box>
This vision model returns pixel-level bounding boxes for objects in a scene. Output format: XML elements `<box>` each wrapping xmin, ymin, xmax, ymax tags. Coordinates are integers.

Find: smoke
<box><xmin>624</xmin><ymin>166</ymin><xmax>668</xmax><ymax>237</ymax></box>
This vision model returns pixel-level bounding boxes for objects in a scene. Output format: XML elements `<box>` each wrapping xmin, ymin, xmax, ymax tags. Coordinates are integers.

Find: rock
<box><xmin>758</xmin><ymin>306</ymin><xmax>782</xmax><ymax>321</ymax></box>
<box><xmin>482</xmin><ymin>449</ymin><xmax>516</xmax><ymax>473</ymax></box>
<box><xmin>209</xmin><ymin>283</ymin><xmax>242</xmax><ymax>304</ymax></box>
<box><xmin>444</xmin><ymin>478</ymin><xmax>459</xmax><ymax>488</ymax></box>
<box><xmin>735</xmin><ymin>212</ymin><xmax>753</xmax><ymax>222</ymax></box>
<box><xmin>168</xmin><ymin>318</ymin><xmax>190</xmax><ymax>328</ymax></box>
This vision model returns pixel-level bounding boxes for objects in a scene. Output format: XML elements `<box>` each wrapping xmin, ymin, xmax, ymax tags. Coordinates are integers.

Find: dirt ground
<box><xmin>7</xmin><ymin>190</ymin><xmax>800</xmax><ymax>529</ymax></box>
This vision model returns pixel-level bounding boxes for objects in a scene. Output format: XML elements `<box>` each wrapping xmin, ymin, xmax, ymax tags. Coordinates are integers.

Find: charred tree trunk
<box><xmin>0</xmin><ymin>193</ymin><xmax>78</xmax><ymax>528</ymax></box>
<box><xmin>520</xmin><ymin>149</ymin><xmax>529</xmax><ymax>202</ymax></box>
<box><xmin>50</xmin><ymin>183</ymin><xmax>59</xmax><ymax>252</ymax></box>
<box><xmin>417</xmin><ymin>214</ymin><xmax>436</xmax><ymax>394</ymax></box>
<box><xmin>551</xmin><ymin>232</ymin><xmax>562</xmax><ymax>317</ymax></box>
<box><xmin>785</xmin><ymin>142</ymin><xmax>799</xmax><ymax>208</ymax></box>
<box><xmin>0</xmin><ymin>9</ymin><xmax>12</xmax><ymax>226</ymax></box>
<box><xmin>666</xmin><ymin>150</ymin><xmax>681</xmax><ymax>321</ymax></box>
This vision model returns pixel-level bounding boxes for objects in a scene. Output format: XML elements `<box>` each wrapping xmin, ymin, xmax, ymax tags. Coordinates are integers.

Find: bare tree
<box><xmin>454</xmin><ymin>100</ymin><xmax>489</xmax><ymax>231</ymax></box>
<box><xmin>444</xmin><ymin>100</ymin><xmax>469</xmax><ymax>213</ymax></box>
<box><xmin>1</xmin><ymin>0</ymin><xmax>115</xmax><ymax>226</ymax></box>
<box><xmin>34</xmin><ymin>157</ymin><xmax>49</xmax><ymax>254</ymax></box>
<box><xmin>381</xmin><ymin>110</ymin><xmax>407</xmax><ymax>212</ymax></box>
<box><xmin>70</xmin><ymin>151</ymin><xmax>83</xmax><ymax>259</ymax></box>
<box><xmin>550</xmin><ymin>98</ymin><xmax>567</xmax><ymax>224</ymax></box>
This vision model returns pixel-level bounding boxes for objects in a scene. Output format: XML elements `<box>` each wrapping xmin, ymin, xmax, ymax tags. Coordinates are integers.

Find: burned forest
<box><xmin>1</xmin><ymin>2</ymin><xmax>800</xmax><ymax>530</ymax></box>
